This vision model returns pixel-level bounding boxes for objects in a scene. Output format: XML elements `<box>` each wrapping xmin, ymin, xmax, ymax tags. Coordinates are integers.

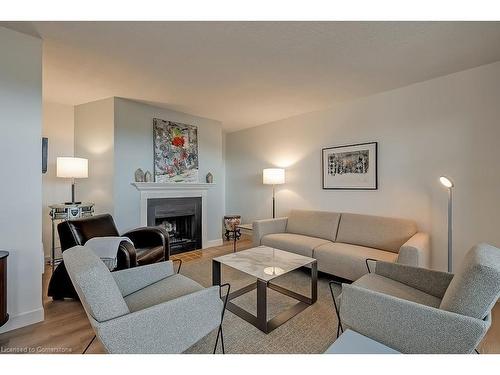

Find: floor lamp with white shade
<box><xmin>439</xmin><ymin>176</ymin><xmax>454</xmax><ymax>272</ymax></box>
<box><xmin>263</xmin><ymin>168</ymin><xmax>285</xmax><ymax>218</ymax></box>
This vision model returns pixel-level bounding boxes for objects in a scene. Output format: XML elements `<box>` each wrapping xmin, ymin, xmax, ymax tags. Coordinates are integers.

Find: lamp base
<box><xmin>64</xmin><ymin>201</ymin><xmax>82</xmax><ymax>205</ymax></box>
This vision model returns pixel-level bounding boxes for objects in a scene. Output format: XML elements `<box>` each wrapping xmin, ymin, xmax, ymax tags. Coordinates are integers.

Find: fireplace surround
<box><xmin>133</xmin><ymin>182</ymin><xmax>213</xmax><ymax>250</ymax></box>
<box><xmin>147</xmin><ymin>197</ymin><xmax>202</xmax><ymax>254</ymax></box>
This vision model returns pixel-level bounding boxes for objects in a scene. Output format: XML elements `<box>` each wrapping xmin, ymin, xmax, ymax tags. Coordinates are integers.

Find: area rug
<box><xmin>181</xmin><ymin>251</ymin><xmax>342</xmax><ymax>354</ymax></box>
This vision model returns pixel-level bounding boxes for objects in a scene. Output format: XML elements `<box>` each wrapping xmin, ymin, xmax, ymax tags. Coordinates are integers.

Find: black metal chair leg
<box><xmin>329</xmin><ymin>281</ymin><xmax>343</xmax><ymax>338</ymax></box>
<box><xmin>213</xmin><ymin>283</ymin><xmax>230</xmax><ymax>354</ymax></box>
<box><xmin>220</xmin><ymin>327</ymin><xmax>225</xmax><ymax>354</ymax></box>
<box><xmin>83</xmin><ymin>335</ymin><xmax>96</xmax><ymax>354</ymax></box>
<box><xmin>172</xmin><ymin>259</ymin><xmax>182</xmax><ymax>274</ymax></box>
<box><xmin>365</xmin><ymin>258</ymin><xmax>378</xmax><ymax>274</ymax></box>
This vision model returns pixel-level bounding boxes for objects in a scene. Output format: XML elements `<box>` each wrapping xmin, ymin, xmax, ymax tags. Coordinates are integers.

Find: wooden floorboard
<box><xmin>0</xmin><ymin>236</ymin><xmax>498</xmax><ymax>354</ymax></box>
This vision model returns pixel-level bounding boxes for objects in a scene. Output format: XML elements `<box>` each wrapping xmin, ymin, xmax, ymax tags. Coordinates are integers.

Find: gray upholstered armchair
<box><xmin>335</xmin><ymin>243</ymin><xmax>500</xmax><ymax>354</ymax></box>
<box><xmin>63</xmin><ymin>246</ymin><xmax>228</xmax><ymax>354</ymax></box>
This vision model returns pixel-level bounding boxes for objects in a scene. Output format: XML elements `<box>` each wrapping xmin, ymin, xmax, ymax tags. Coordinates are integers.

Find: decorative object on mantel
<box><xmin>206</xmin><ymin>172</ymin><xmax>214</xmax><ymax>184</ymax></box>
<box><xmin>134</xmin><ymin>168</ymin><xmax>145</xmax><ymax>182</ymax></box>
<box><xmin>224</xmin><ymin>215</ymin><xmax>241</xmax><ymax>253</ymax></box>
<box><xmin>322</xmin><ymin>142</ymin><xmax>378</xmax><ymax>190</ymax></box>
<box><xmin>153</xmin><ymin>118</ymin><xmax>199</xmax><ymax>183</ymax></box>
<box><xmin>439</xmin><ymin>176</ymin><xmax>454</xmax><ymax>272</ymax></box>
<box><xmin>263</xmin><ymin>168</ymin><xmax>285</xmax><ymax>218</ymax></box>
<box><xmin>56</xmin><ymin>157</ymin><xmax>89</xmax><ymax>204</ymax></box>
<box><xmin>144</xmin><ymin>170</ymin><xmax>153</xmax><ymax>182</ymax></box>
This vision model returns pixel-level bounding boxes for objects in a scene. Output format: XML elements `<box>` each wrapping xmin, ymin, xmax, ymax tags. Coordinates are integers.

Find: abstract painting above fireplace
<box><xmin>147</xmin><ymin>197</ymin><xmax>202</xmax><ymax>254</ymax></box>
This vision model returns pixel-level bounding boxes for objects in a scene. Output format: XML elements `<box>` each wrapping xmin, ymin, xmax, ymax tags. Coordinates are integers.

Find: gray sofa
<box><xmin>339</xmin><ymin>243</ymin><xmax>500</xmax><ymax>353</ymax></box>
<box><xmin>253</xmin><ymin>209</ymin><xmax>429</xmax><ymax>280</ymax></box>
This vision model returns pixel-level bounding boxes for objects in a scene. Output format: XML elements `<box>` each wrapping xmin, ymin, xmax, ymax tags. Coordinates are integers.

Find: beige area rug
<box><xmin>181</xmin><ymin>251</ymin><xmax>342</xmax><ymax>354</ymax></box>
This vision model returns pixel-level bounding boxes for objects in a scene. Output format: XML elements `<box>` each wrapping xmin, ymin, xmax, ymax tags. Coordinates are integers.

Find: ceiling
<box><xmin>3</xmin><ymin>21</ymin><xmax>500</xmax><ymax>132</ymax></box>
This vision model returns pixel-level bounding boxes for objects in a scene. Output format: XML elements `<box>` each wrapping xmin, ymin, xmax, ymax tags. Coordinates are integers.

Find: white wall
<box><xmin>74</xmin><ymin>97</ymin><xmax>115</xmax><ymax>216</ymax></box>
<box><xmin>0</xmin><ymin>27</ymin><xmax>43</xmax><ymax>333</ymax></box>
<box><xmin>226</xmin><ymin>61</ymin><xmax>500</xmax><ymax>271</ymax></box>
<box><xmin>74</xmin><ymin>97</ymin><xmax>225</xmax><ymax>244</ymax></box>
<box><xmin>113</xmin><ymin>98</ymin><xmax>225</xmax><ymax>243</ymax></box>
<box><xmin>42</xmin><ymin>101</ymin><xmax>74</xmax><ymax>259</ymax></box>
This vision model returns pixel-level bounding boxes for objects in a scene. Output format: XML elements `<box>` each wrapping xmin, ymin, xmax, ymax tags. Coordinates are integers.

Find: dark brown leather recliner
<box><xmin>48</xmin><ymin>214</ymin><xmax>170</xmax><ymax>300</ymax></box>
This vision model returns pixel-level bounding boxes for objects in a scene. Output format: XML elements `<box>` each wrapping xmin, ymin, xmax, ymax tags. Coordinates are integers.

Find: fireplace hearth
<box><xmin>147</xmin><ymin>197</ymin><xmax>202</xmax><ymax>254</ymax></box>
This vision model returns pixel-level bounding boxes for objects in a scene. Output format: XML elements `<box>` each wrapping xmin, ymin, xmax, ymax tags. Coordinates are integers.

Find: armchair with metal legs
<box><xmin>329</xmin><ymin>244</ymin><xmax>500</xmax><ymax>353</ymax></box>
<box><xmin>64</xmin><ymin>246</ymin><xmax>228</xmax><ymax>354</ymax></box>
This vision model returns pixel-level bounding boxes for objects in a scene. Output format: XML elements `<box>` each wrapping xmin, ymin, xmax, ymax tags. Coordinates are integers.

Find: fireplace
<box><xmin>147</xmin><ymin>197</ymin><xmax>202</xmax><ymax>254</ymax></box>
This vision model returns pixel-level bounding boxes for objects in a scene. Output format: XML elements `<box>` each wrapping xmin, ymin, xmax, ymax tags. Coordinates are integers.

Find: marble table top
<box><xmin>213</xmin><ymin>246</ymin><xmax>316</xmax><ymax>281</ymax></box>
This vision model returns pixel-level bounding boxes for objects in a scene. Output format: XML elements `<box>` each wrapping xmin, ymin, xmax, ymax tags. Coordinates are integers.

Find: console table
<box><xmin>49</xmin><ymin>202</ymin><xmax>94</xmax><ymax>270</ymax></box>
<box><xmin>0</xmin><ymin>251</ymin><xmax>9</xmax><ymax>327</ymax></box>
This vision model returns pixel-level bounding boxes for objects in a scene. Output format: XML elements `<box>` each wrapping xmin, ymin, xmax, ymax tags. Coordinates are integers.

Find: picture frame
<box><xmin>153</xmin><ymin>118</ymin><xmax>199</xmax><ymax>183</ymax></box>
<box><xmin>322</xmin><ymin>142</ymin><xmax>378</xmax><ymax>190</ymax></box>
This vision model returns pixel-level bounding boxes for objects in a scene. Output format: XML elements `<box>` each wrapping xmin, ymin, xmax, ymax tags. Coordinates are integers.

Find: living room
<box><xmin>1</xmin><ymin>1</ymin><xmax>500</xmax><ymax>372</ymax></box>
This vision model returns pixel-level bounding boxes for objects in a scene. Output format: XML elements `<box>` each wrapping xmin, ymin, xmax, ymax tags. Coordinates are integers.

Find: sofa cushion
<box><xmin>315</xmin><ymin>242</ymin><xmax>398</xmax><ymax>281</ymax></box>
<box><xmin>440</xmin><ymin>243</ymin><xmax>500</xmax><ymax>319</ymax></box>
<box><xmin>261</xmin><ymin>233</ymin><xmax>331</xmax><ymax>257</ymax></box>
<box><xmin>124</xmin><ymin>274</ymin><xmax>204</xmax><ymax>312</ymax></box>
<box><xmin>285</xmin><ymin>209</ymin><xmax>341</xmax><ymax>242</ymax></box>
<box><xmin>336</xmin><ymin>213</ymin><xmax>417</xmax><ymax>253</ymax></box>
<box><xmin>353</xmin><ymin>273</ymin><xmax>442</xmax><ymax>308</ymax></box>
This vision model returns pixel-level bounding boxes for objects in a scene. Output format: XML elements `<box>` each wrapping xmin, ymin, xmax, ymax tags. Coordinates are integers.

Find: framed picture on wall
<box><xmin>322</xmin><ymin>142</ymin><xmax>378</xmax><ymax>190</ymax></box>
<box><xmin>153</xmin><ymin>118</ymin><xmax>199</xmax><ymax>183</ymax></box>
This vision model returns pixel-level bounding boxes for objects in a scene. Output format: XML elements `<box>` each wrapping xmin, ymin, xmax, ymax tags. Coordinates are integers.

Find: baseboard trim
<box><xmin>205</xmin><ymin>239</ymin><xmax>223</xmax><ymax>248</ymax></box>
<box><xmin>0</xmin><ymin>307</ymin><xmax>44</xmax><ymax>334</ymax></box>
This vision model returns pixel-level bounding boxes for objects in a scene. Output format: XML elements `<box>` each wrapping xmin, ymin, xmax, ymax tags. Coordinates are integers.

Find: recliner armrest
<box><xmin>397</xmin><ymin>232</ymin><xmax>430</xmax><ymax>267</ymax></box>
<box><xmin>112</xmin><ymin>261</ymin><xmax>175</xmax><ymax>297</ymax></box>
<box><xmin>340</xmin><ymin>284</ymin><xmax>490</xmax><ymax>354</ymax></box>
<box><xmin>122</xmin><ymin>226</ymin><xmax>170</xmax><ymax>260</ymax></box>
<box><xmin>252</xmin><ymin>217</ymin><xmax>288</xmax><ymax>246</ymax></box>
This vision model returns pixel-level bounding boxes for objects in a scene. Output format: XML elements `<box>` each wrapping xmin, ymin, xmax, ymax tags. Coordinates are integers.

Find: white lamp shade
<box><xmin>57</xmin><ymin>157</ymin><xmax>88</xmax><ymax>178</ymax></box>
<box><xmin>439</xmin><ymin>176</ymin><xmax>454</xmax><ymax>188</ymax></box>
<box><xmin>263</xmin><ymin>168</ymin><xmax>285</xmax><ymax>185</ymax></box>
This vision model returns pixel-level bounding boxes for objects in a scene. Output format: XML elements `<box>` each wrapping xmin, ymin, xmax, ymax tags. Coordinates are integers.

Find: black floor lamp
<box><xmin>263</xmin><ymin>168</ymin><xmax>285</xmax><ymax>218</ymax></box>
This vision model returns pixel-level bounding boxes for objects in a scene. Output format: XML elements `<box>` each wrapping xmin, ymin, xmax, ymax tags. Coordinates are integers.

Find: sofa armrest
<box><xmin>340</xmin><ymin>284</ymin><xmax>490</xmax><ymax>353</ymax></box>
<box><xmin>397</xmin><ymin>232</ymin><xmax>430</xmax><ymax>267</ymax></box>
<box><xmin>122</xmin><ymin>226</ymin><xmax>170</xmax><ymax>260</ymax></box>
<box><xmin>112</xmin><ymin>261</ymin><xmax>175</xmax><ymax>297</ymax></box>
<box><xmin>375</xmin><ymin>261</ymin><xmax>454</xmax><ymax>298</ymax></box>
<box><xmin>94</xmin><ymin>286</ymin><xmax>223</xmax><ymax>353</ymax></box>
<box><xmin>252</xmin><ymin>217</ymin><xmax>288</xmax><ymax>246</ymax></box>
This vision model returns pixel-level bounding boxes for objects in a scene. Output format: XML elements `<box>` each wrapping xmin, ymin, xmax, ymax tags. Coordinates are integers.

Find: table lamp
<box><xmin>263</xmin><ymin>168</ymin><xmax>285</xmax><ymax>218</ymax></box>
<box><xmin>439</xmin><ymin>176</ymin><xmax>454</xmax><ymax>272</ymax></box>
<box><xmin>57</xmin><ymin>157</ymin><xmax>88</xmax><ymax>205</ymax></box>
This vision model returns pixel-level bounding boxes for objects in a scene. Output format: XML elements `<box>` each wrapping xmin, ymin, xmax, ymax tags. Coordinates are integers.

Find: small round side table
<box><xmin>223</xmin><ymin>215</ymin><xmax>241</xmax><ymax>253</ymax></box>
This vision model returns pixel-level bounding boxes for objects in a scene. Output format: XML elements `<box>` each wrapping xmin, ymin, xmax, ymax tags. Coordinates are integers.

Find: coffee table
<box><xmin>212</xmin><ymin>246</ymin><xmax>317</xmax><ymax>333</ymax></box>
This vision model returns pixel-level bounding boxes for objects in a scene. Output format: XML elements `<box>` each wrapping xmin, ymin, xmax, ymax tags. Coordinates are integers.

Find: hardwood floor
<box><xmin>0</xmin><ymin>237</ymin><xmax>498</xmax><ymax>354</ymax></box>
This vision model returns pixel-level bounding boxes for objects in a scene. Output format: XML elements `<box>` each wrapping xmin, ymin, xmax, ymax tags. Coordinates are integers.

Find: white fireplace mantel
<box><xmin>131</xmin><ymin>182</ymin><xmax>216</xmax><ymax>191</ymax></box>
<box><xmin>131</xmin><ymin>182</ymin><xmax>214</xmax><ymax>249</ymax></box>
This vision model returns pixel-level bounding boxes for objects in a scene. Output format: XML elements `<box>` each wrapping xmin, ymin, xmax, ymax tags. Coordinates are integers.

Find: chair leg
<box><xmin>83</xmin><ymin>335</ymin><xmax>96</xmax><ymax>354</ymax></box>
<box><xmin>213</xmin><ymin>283</ymin><xmax>231</xmax><ymax>354</ymax></box>
<box><xmin>329</xmin><ymin>281</ymin><xmax>343</xmax><ymax>338</ymax></box>
<box><xmin>213</xmin><ymin>325</ymin><xmax>225</xmax><ymax>354</ymax></box>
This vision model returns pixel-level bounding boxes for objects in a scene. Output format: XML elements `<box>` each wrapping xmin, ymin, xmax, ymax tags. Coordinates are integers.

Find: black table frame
<box><xmin>212</xmin><ymin>259</ymin><xmax>317</xmax><ymax>334</ymax></box>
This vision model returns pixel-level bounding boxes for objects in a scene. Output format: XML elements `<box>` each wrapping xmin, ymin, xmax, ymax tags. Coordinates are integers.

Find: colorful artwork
<box><xmin>153</xmin><ymin>118</ymin><xmax>199</xmax><ymax>183</ymax></box>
